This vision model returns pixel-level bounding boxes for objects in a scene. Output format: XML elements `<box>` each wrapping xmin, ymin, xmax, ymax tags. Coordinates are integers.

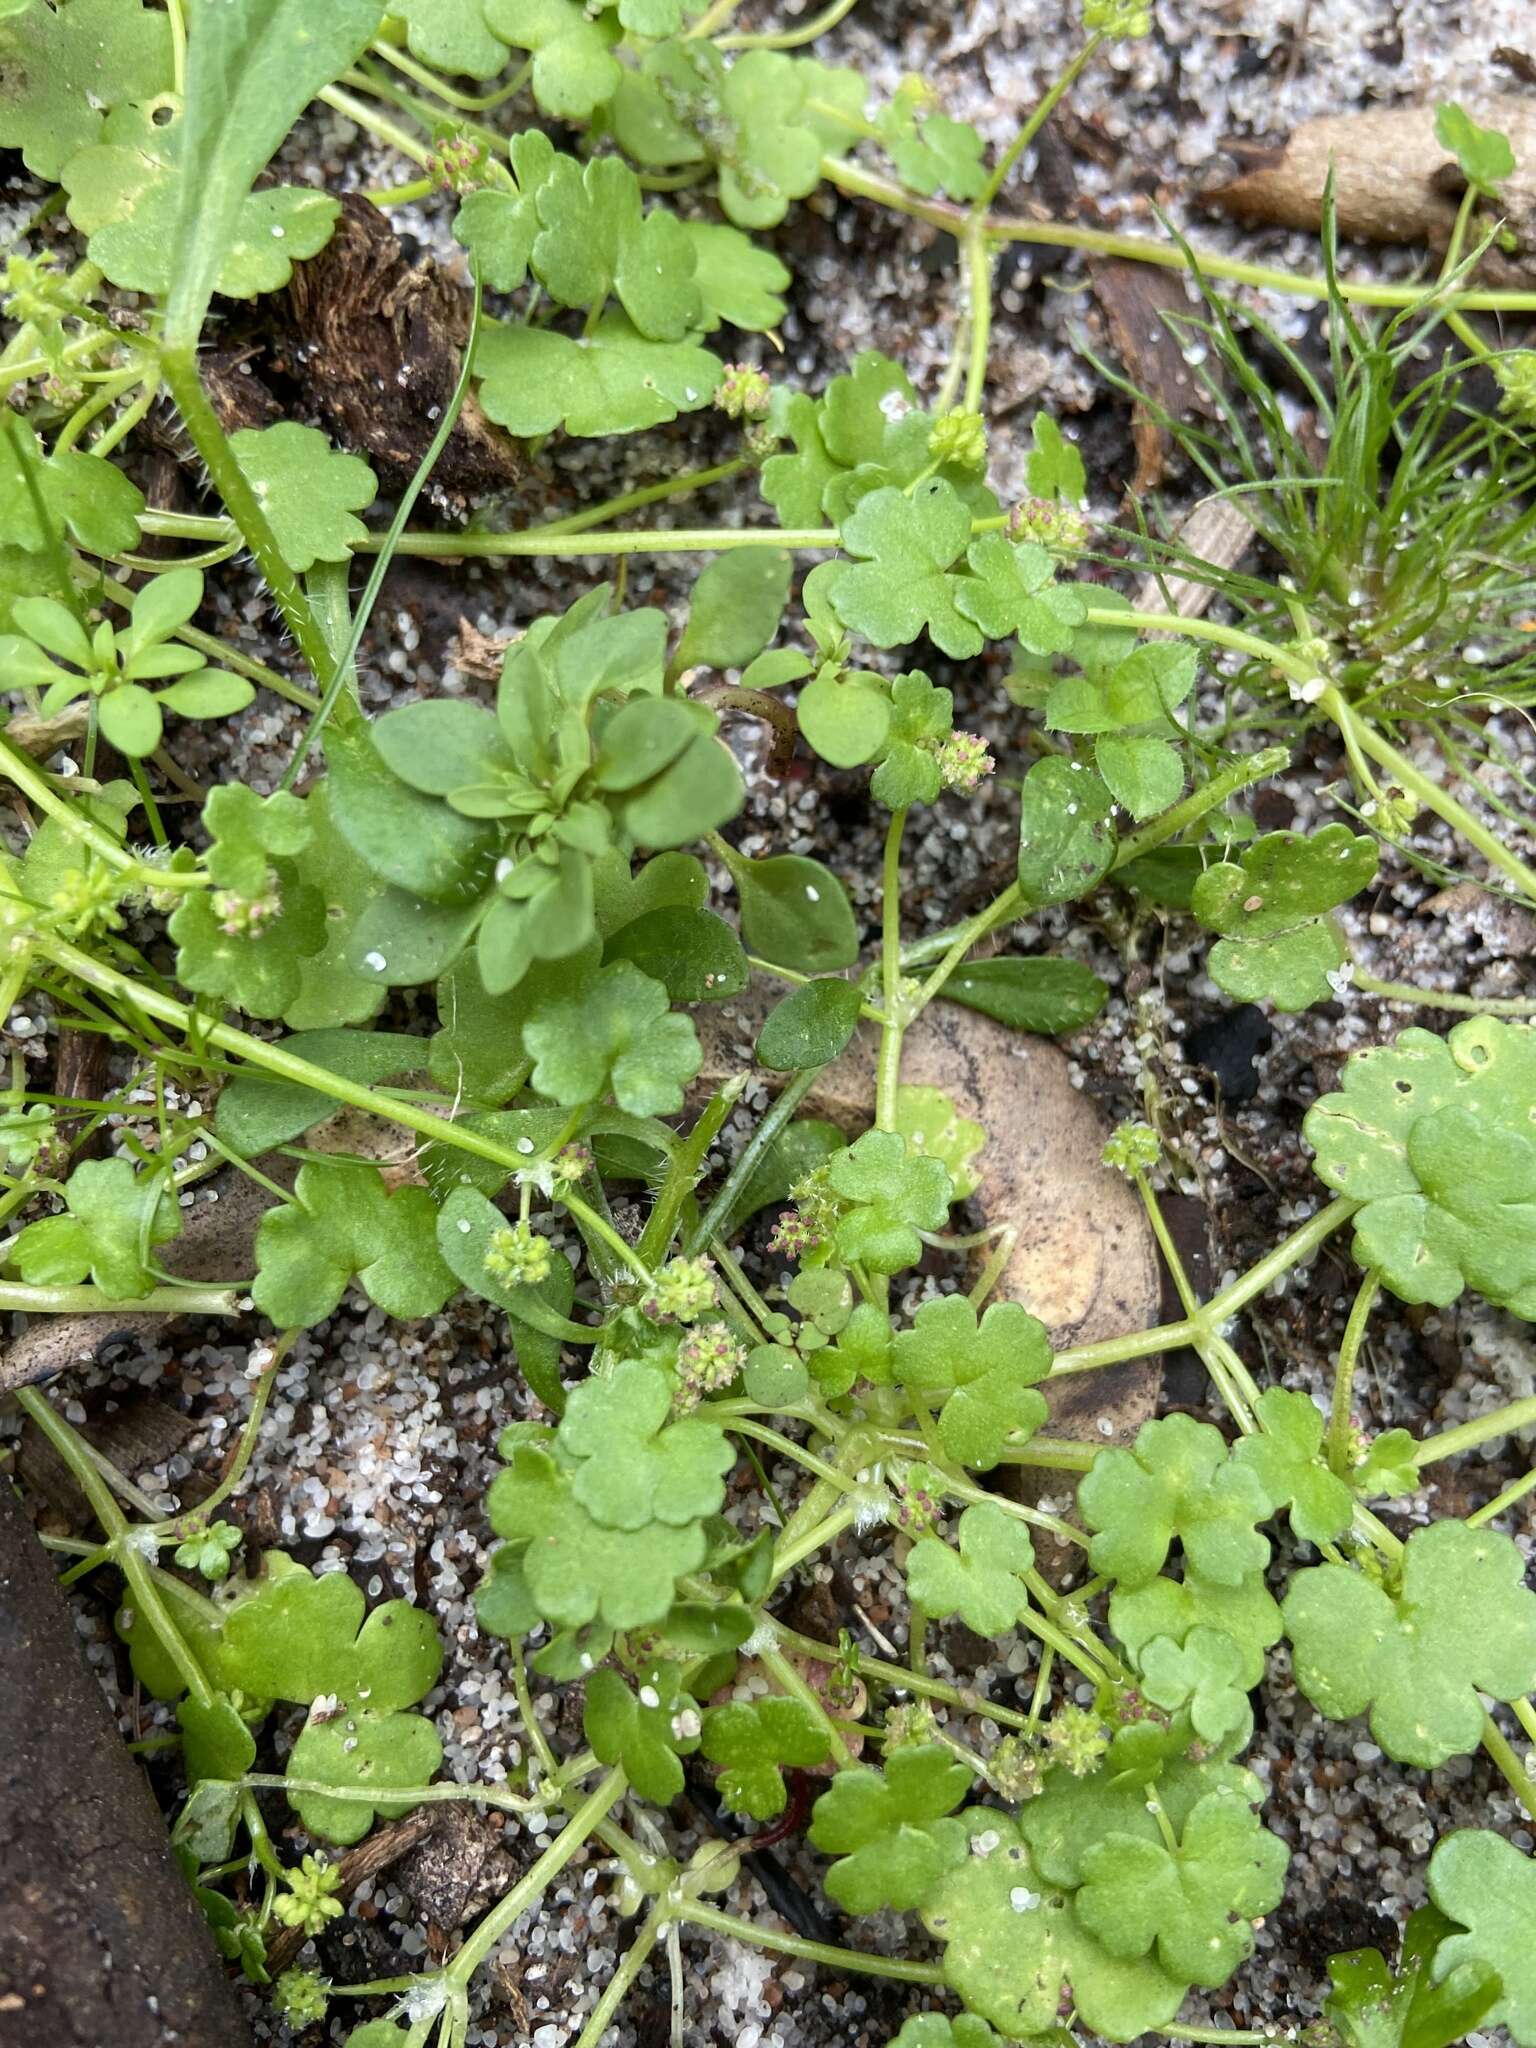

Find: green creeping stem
<box><xmin>135</xmin><ymin>510</ymin><xmax>844</xmax><ymax>558</ymax></box>
<box><xmin>0</xmin><ymin>1281</ymin><xmax>239</xmax><ymax>1316</ymax></box>
<box><xmin>1078</xmin><ymin>608</ymin><xmax>1536</xmax><ymax>909</ymax></box>
<box><xmin>670</xmin><ymin>1903</ymin><xmax>946</xmax><ymax>1985</ymax></box>
<box><xmin>437</xmin><ymin>1769</ymin><xmax>626</xmax><ymax>2010</ymax></box>
<box><xmin>26</xmin><ymin>933</ymin><xmax>649</xmax><ymax>1234</ymax></box>
<box><xmin>1328</xmin><ymin>1270</ymin><xmax>1381</xmax><ymax>1476</ymax></box>
<box><xmin>821</xmin><ymin>157</ymin><xmax>1536</xmax><ymax>314</ymax></box>
<box><xmin>876</xmin><ymin>805</ymin><xmax>909</xmax><ymax>1131</ymax></box>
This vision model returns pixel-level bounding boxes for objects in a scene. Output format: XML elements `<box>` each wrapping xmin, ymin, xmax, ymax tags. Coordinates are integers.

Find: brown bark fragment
<box><xmin>0</xmin><ymin>1483</ymin><xmax>252</xmax><ymax>2047</ymax></box>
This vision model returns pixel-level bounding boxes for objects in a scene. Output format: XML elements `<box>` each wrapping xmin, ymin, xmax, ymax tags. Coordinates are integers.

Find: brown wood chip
<box><xmin>1088</xmin><ymin>258</ymin><xmax>1216</xmax><ymax>497</ymax></box>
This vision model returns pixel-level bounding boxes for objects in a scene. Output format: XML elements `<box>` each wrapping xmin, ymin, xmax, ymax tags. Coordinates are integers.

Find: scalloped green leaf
<box><xmin>1304</xmin><ymin>1017</ymin><xmax>1536</xmax><ymax>1314</ymax></box>
<box><xmin>1281</xmin><ymin>1520</ymin><xmax>1536</xmax><ymax>1766</ymax></box>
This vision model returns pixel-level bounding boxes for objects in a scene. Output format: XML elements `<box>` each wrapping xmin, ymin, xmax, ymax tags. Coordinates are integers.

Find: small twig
<box><xmin>262</xmin><ymin>1806</ymin><xmax>444</xmax><ymax>1976</ymax></box>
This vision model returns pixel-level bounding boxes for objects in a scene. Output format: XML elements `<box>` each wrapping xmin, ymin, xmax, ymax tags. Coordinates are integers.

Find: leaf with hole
<box><xmin>0</xmin><ymin>0</ymin><xmax>172</xmax><ymax>181</ymax></box>
<box><xmin>1304</xmin><ymin>1017</ymin><xmax>1536</xmax><ymax>1315</ymax></box>
<box><xmin>1193</xmin><ymin>826</ymin><xmax>1377</xmax><ymax>1014</ymax></box>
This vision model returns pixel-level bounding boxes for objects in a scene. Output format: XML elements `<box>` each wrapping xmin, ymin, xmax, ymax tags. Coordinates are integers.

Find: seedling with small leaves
<box><xmin>0</xmin><ymin>570</ymin><xmax>252</xmax><ymax>758</ymax></box>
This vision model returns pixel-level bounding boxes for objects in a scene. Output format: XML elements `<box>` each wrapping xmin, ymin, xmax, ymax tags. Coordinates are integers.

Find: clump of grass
<box><xmin>1101</xmin><ymin>224</ymin><xmax>1536</xmax><ymax>750</ymax></box>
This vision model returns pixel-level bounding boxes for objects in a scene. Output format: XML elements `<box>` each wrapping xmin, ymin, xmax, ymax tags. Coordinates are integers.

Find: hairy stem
<box><xmin>158</xmin><ymin>350</ymin><xmax>330</xmax><ymax>684</ymax></box>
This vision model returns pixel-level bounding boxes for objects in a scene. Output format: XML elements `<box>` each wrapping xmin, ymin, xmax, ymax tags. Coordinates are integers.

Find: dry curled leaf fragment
<box><xmin>1205</xmin><ymin>98</ymin><xmax>1536</xmax><ymax>283</ymax></box>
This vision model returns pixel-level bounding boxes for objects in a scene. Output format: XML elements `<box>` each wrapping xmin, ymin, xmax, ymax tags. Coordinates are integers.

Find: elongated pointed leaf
<box><xmin>165</xmin><ymin>0</ymin><xmax>383</xmax><ymax>349</ymax></box>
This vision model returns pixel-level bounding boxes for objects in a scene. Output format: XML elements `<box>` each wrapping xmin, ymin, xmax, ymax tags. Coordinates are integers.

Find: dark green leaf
<box><xmin>756</xmin><ymin>978</ymin><xmax>863</xmax><ymax>1070</ymax></box>
<box><xmin>675</xmin><ymin>548</ymin><xmax>793</xmax><ymax>673</ymax></box>
<box><xmin>943</xmin><ymin>956</ymin><xmax>1107</xmax><ymax>1035</ymax></box>
<box><xmin>1016</xmin><ymin>757</ymin><xmax>1115</xmax><ymax>906</ymax></box>
<box><xmin>604</xmin><ymin>906</ymin><xmax>748</xmax><ymax>1003</ymax></box>
<box><xmin>325</xmin><ymin>725</ymin><xmax>498</xmax><ymax>905</ymax></box>
<box><xmin>215</xmin><ymin>1032</ymin><xmax>419</xmax><ymax>1154</ymax></box>
<box><xmin>163</xmin><ymin>0</ymin><xmax>381</xmax><ymax>350</ymax></box>
<box><xmin>730</xmin><ymin>852</ymin><xmax>859</xmax><ymax>972</ymax></box>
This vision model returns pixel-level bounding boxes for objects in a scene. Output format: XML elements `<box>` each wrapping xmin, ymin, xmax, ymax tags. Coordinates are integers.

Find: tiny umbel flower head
<box><xmin>429</xmin><ymin>128</ymin><xmax>485</xmax><ymax>192</ymax></box>
<box><xmin>766</xmin><ymin>1207</ymin><xmax>822</xmax><ymax>1259</ymax></box>
<box><xmin>1043</xmin><ymin>1702</ymin><xmax>1110</xmax><ymax>1777</ymax></box>
<box><xmin>988</xmin><ymin>1733</ymin><xmax>1044</xmax><ymax>1802</ymax></box>
<box><xmin>786</xmin><ymin>1159</ymin><xmax>845</xmax><ymax>1240</ymax></box>
<box><xmin>892</xmin><ymin>73</ymin><xmax>940</xmax><ymax>119</ymax></box>
<box><xmin>1084</xmin><ymin>0</ymin><xmax>1152</xmax><ymax>35</ymax></box>
<box><xmin>928</xmin><ymin>408</ymin><xmax>987</xmax><ymax>471</ymax></box>
<box><xmin>884</xmin><ymin>1698</ymin><xmax>938</xmax><ymax>1749</ymax></box>
<box><xmin>641</xmin><ymin>1254</ymin><xmax>718</xmax><ymax>1324</ymax></box>
<box><xmin>1109</xmin><ymin>1682</ymin><xmax>1168</xmax><ymax>1730</ymax></box>
<box><xmin>551</xmin><ymin>1142</ymin><xmax>593</xmax><ymax>1186</ymax></box>
<box><xmin>893</xmin><ymin>1465</ymin><xmax>943</xmax><ymax>1536</ymax></box>
<box><xmin>212</xmin><ymin>876</ymin><xmax>282</xmax><ymax>939</ymax></box>
<box><xmin>49</xmin><ymin>863</ymin><xmax>125</xmax><ymax>941</ymax></box>
<box><xmin>673</xmin><ymin>1320</ymin><xmax>745</xmax><ymax>1409</ymax></box>
<box><xmin>1359</xmin><ymin>785</ymin><xmax>1417</xmax><ymax>840</ymax></box>
<box><xmin>1009</xmin><ymin>497</ymin><xmax>1090</xmax><ymax>552</ymax></box>
<box><xmin>1494</xmin><ymin>349</ymin><xmax>1536</xmax><ymax>430</ymax></box>
<box><xmin>272</xmin><ymin>1854</ymin><xmax>344</xmax><ymax>1937</ymax></box>
<box><xmin>933</xmin><ymin>730</ymin><xmax>995</xmax><ymax>795</ymax></box>
<box><xmin>484</xmin><ymin>1220</ymin><xmax>552</xmax><ymax>1289</ymax></box>
<box><xmin>1101</xmin><ymin>1120</ymin><xmax>1160</xmax><ymax>1177</ymax></box>
<box><xmin>714</xmin><ymin>362</ymin><xmax>771</xmax><ymax>421</ymax></box>
<box><xmin>273</xmin><ymin>1970</ymin><xmax>330</xmax><ymax>2026</ymax></box>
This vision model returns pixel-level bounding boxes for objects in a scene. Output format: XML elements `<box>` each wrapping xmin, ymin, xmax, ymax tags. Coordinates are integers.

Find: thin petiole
<box><xmin>1327</xmin><ymin>1270</ymin><xmax>1381</xmax><ymax>1477</ymax></box>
